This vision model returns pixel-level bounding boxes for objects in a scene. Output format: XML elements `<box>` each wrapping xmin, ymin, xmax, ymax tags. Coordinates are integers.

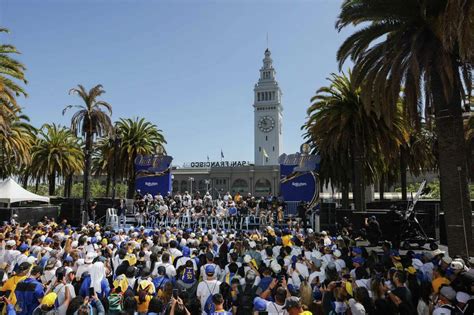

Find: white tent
<box><xmin>0</xmin><ymin>178</ymin><xmax>50</xmax><ymax>206</ymax></box>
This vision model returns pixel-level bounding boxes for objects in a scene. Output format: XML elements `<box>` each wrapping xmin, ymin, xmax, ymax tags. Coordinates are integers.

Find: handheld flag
<box><xmin>221</xmin><ymin>149</ymin><xmax>224</xmax><ymax>159</ymax></box>
<box><xmin>262</xmin><ymin>148</ymin><xmax>269</xmax><ymax>158</ymax></box>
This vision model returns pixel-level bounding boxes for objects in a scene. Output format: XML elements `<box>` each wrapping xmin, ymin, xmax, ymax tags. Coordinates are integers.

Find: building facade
<box><xmin>171</xmin><ymin>165</ymin><xmax>280</xmax><ymax>198</ymax></box>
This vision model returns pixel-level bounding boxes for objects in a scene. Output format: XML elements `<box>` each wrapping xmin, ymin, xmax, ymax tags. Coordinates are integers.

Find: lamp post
<box><xmin>204</xmin><ymin>179</ymin><xmax>210</xmax><ymax>193</ymax></box>
<box><xmin>111</xmin><ymin>128</ymin><xmax>122</xmax><ymax>208</ymax></box>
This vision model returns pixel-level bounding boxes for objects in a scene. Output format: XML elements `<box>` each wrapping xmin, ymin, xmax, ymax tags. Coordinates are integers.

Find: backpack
<box><xmin>236</xmin><ymin>285</ymin><xmax>258</xmax><ymax>315</ymax></box>
<box><xmin>108</xmin><ymin>293</ymin><xmax>123</xmax><ymax>312</ymax></box>
<box><xmin>203</xmin><ymin>282</ymin><xmax>218</xmax><ymax>315</ymax></box>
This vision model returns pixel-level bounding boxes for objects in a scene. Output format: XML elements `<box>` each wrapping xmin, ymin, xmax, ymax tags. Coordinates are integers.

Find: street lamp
<box><xmin>204</xmin><ymin>179</ymin><xmax>210</xmax><ymax>193</ymax></box>
<box><xmin>111</xmin><ymin>128</ymin><xmax>122</xmax><ymax>207</ymax></box>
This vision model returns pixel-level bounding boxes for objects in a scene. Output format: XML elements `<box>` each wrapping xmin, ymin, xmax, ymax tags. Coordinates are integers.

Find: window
<box><xmin>265</xmin><ymin>136</ymin><xmax>268</xmax><ymax>141</ymax></box>
<box><xmin>257</xmin><ymin>93</ymin><xmax>260</xmax><ymax>101</ymax></box>
<box><xmin>266</xmin><ymin>157</ymin><xmax>269</xmax><ymax>162</ymax></box>
<box><xmin>273</xmin><ymin>146</ymin><xmax>275</xmax><ymax>151</ymax></box>
<box><xmin>272</xmin><ymin>91</ymin><xmax>275</xmax><ymax>100</ymax></box>
<box><xmin>259</xmin><ymin>147</ymin><xmax>261</xmax><ymax>152</ymax></box>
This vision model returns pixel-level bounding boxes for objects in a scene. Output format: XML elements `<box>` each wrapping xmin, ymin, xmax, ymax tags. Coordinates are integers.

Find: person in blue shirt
<box><xmin>15</xmin><ymin>265</ymin><xmax>45</xmax><ymax>315</ymax></box>
<box><xmin>153</xmin><ymin>266</ymin><xmax>171</xmax><ymax>296</ymax></box>
<box><xmin>228</xmin><ymin>204</ymin><xmax>238</xmax><ymax>229</ymax></box>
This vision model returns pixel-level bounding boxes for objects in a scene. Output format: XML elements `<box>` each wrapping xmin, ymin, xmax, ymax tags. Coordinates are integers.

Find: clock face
<box><xmin>258</xmin><ymin>116</ymin><xmax>275</xmax><ymax>133</ymax></box>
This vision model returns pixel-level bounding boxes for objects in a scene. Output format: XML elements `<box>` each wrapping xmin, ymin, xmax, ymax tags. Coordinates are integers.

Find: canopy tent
<box><xmin>0</xmin><ymin>178</ymin><xmax>50</xmax><ymax>206</ymax></box>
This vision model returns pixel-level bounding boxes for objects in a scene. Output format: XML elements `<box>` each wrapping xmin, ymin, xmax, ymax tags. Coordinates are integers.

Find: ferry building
<box><xmin>172</xmin><ymin>49</ymin><xmax>284</xmax><ymax>197</ymax></box>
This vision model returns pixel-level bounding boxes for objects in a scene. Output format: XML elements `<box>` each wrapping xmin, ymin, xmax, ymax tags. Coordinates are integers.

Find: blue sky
<box><xmin>0</xmin><ymin>0</ymin><xmax>353</xmax><ymax>165</ymax></box>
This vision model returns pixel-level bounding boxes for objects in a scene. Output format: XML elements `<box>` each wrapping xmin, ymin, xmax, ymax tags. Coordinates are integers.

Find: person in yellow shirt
<box><xmin>282</xmin><ymin>229</ymin><xmax>293</xmax><ymax>247</ymax></box>
<box><xmin>1</xmin><ymin>262</ymin><xmax>30</xmax><ymax>314</ymax></box>
<box><xmin>283</xmin><ymin>296</ymin><xmax>312</xmax><ymax>315</ymax></box>
<box><xmin>432</xmin><ymin>266</ymin><xmax>450</xmax><ymax>294</ymax></box>
<box><xmin>135</xmin><ymin>280</ymin><xmax>155</xmax><ymax>314</ymax></box>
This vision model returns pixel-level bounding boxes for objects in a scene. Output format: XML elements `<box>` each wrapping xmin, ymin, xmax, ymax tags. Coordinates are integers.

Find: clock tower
<box><xmin>253</xmin><ymin>48</ymin><xmax>283</xmax><ymax>165</ymax></box>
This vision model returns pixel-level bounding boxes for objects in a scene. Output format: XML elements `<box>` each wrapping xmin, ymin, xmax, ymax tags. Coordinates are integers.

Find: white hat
<box><xmin>6</xmin><ymin>240</ymin><xmax>15</xmax><ymax>247</ymax></box>
<box><xmin>333</xmin><ymin>249</ymin><xmax>342</xmax><ymax>258</ymax></box>
<box><xmin>456</xmin><ymin>291</ymin><xmax>471</xmax><ymax>304</ymax></box>
<box><xmin>321</xmin><ymin>231</ymin><xmax>327</xmax><ymax>236</ymax></box>
<box><xmin>271</xmin><ymin>261</ymin><xmax>281</xmax><ymax>274</ymax></box>
<box><xmin>71</xmin><ymin>241</ymin><xmax>78</xmax><ymax>248</ymax></box>
<box><xmin>432</xmin><ymin>249</ymin><xmax>445</xmax><ymax>256</ymax></box>
<box><xmin>249</xmin><ymin>241</ymin><xmax>257</xmax><ymax>249</ymax></box>
<box><xmin>441</xmin><ymin>256</ymin><xmax>453</xmax><ymax>265</ymax></box>
<box><xmin>307</xmin><ymin>228</ymin><xmax>314</xmax><ymax>234</ymax></box>
<box><xmin>450</xmin><ymin>260</ymin><xmax>465</xmax><ymax>270</ymax></box>
<box><xmin>412</xmin><ymin>258</ymin><xmax>423</xmax><ymax>270</ymax></box>
<box><xmin>85</xmin><ymin>252</ymin><xmax>96</xmax><ymax>264</ymax></box>
<box><xmin>244</xmin><ymin>255</ymin><xmax>252</xmax><ymax>263</ymax></box>
<box><xmin>26</xmin><ymin>256</ymin><xmax>37</xmax><ymax>264</ymax></box>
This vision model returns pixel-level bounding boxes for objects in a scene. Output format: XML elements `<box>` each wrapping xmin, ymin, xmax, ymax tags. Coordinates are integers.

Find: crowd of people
<box><xmin>0</xmin><ymin>191</ymin><xmax>472</xmax><ymax>315</ymax></box>
<box><xmin>116</xmin><ymin>191</ymin><xmax>307</xmax><ymax>230</ymax></box>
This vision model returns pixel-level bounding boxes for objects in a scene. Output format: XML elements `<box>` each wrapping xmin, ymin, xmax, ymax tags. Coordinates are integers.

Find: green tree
<box><xmin>92</xmin><ymin>135</ymin><xmax>115</xmax><ymax>197</ymax></box>
<box><xmin>31</xmin><ymin>124</ymin><xmax>83</xmax><ymax>195</ymax></box>
<box><xmin>116</xmin><ymin>117</ymin><xmax>166</xmax><ymax>198</ymax></box>
<box><xmin>0</xmin><ymin>28</ymin><xmax>27</xmax><ymax>131</ymax></box>
<box><xmin>303</xmin><ymin>71</ymin><xmax>407</xmax><ymax>211</ymax></box>
<box><xmin>63</xmin><ymin>85</ymin><xmax>112</xmax><ymax>212</ymax></box>
<box><xmin>336</xmin><ymin>0</ymin><xmax>473</xmax><ymax>255</ymax></box>
<box><xmin>0</xmin><ymin>109</ymin><xmax>35</xmax><ymax>178</ymax></box>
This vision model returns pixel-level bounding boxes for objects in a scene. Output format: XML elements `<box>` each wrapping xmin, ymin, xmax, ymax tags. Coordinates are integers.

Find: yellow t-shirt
<box><xmin>1</xmin><ymin>275</ymin><xmax>27</xmax><ymax>313</ymax></box>
<box><xmin>432</xmin><ymin>277</ymin><xmax>450</xmax><ymax>294</ymax></box>
<box><xmin>135</xmin><ymin>295</ymin><xmax>152</xmax><ymax>313</ymax></box>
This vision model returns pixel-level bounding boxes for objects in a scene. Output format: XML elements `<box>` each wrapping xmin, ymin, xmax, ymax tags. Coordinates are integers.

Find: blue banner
<box><xmin>134</xmin><ymin>155</ymin><xmax>173</xmax><ymax>196</ymax></box>
<box><xmin>279</xmin><ymin>152</ymin><xmax>320</xmax><ymax>207</ymax></box>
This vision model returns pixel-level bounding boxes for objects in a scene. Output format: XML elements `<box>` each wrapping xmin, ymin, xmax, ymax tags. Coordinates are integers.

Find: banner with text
<box><xmin>134</xmin><ymin>155</ymin><xmax>173</xmax><ymax>196</ymax></box>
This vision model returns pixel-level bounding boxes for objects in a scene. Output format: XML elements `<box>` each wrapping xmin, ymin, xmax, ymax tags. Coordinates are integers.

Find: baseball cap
<box><xmin>441</xmin><ymin>256</ymin><xmax>453</xmax><ymax>265</ymax></box>
<box><xmin>456</xmin><ymin>291</ymin><xmax>471</xmax><ymax>304</ymax></box>
<box><xmin>440</xmin><ymin>286</ymin><xmax>456</xmax><ymax>301</ymax></box>
<box><xmin>352</xmin><ymin>257</ymin><xmax>365</xmax><ymax>265</ymax></box>
<box><xmin>18</xmin><ymin>244</ymin><xmax>29</xmax><ymax>252</ymax></box>
<box><xmin>352</xmin><ymin>247</ymin><xmax>362</xmax><ymax>255</ymax></box>
<box><xmin>205</xmin><ymin>265</ymin><xmax>216</xmax><ymax>275</ymax></box>
<box><xmin>283</xmin><ymin>296</ymin><xmax>301</xmax><ymax>310</ymax></box>
<box><xmin>253</xmin><ymin>297</ymin><xmax>268</xmax><ymax>311</ymax></box>
<box><xmin>182</xmin><ymin>246</ymin><xmax>190</xmax><ymax>257</ymax></box>
<box><xmin>333</xmin><ymin>249</ymin><xmax>342</xmax><ymax>258</ymax></box>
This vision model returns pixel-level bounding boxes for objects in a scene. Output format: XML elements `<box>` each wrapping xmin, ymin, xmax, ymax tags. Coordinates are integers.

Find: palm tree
<box><xmin>116</xmin><ymin>117</ymin><xmax>166</xmax><ymax>198</ymax></box>
<box><xmin>0</xmin><ymin>28</ymin><xmax>27</xmax><ymax>119</ymax></box>
<box><xmin>92</xmin><ymin>135</ymin><xmax>115</xmax><ymax>197</ymax></box>
<box><xmin>336</xmin><ymin>0</ymin><xmax>473</xmax><ymax>255</ymax></box>
<box><xmin>31</xmin><ymin>124</ymin><xmax>83</xmax><ymax>195</ymax></box>
<box><xmin>303</xmin><ymin>72</ymin><xmax>407</xmax><ymax>211</ymax></box>
<box><xmin>63</xmin><ymin>85</ymin><xmax>112</xmax><ymax>214</ymax></box>
<box><xmin>0</xmin><ymin>109</ymin><xmax>35</xmax><ymax>179</ymax></box>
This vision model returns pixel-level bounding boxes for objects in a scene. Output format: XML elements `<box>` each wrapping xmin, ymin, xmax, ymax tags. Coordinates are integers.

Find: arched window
<box><xmin>180</xmin><ymin>180</ymin><xmax>188</xmax><ymax>193</ymax></box>
<box><xmin>198</xmin><ymin>180</ymin><xmax>207</xmax><ymax>195</ymax></box>
<box><xmin>231</xmin><ymin>179</ymin><xmax>249</xmax><ymax>194</ymax></box>
<box><xmin>172</xmin><ymin>180</ymin><xmax>179</xmax><ymax>193</ymax></box>
<box><xmin>255</xmin><ymin>178</ymin><xmax>272</xmax><ymax>196</ymax></box>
